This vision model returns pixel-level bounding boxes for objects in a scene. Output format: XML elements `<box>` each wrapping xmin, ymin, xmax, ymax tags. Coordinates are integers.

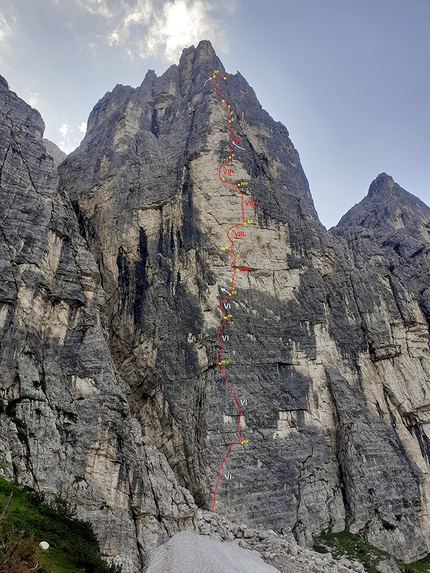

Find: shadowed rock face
<box><xmin>42</xmin><ymin>138</ymin><xmax>67</xmax><ymax>168</ymax></box>
<box><xmin>0</xmin><ymin>75</ymin><xmax>197</xmax><ymax>573</ymax></box>
<box><xmin>333</xmin><ymin>173</ymin><xmax>430</xmax><ymax>548</ymax></box>
<box><xmin>58</xmin><ymin>40</ymin><xmax>430</xmax><ymax>563</ymax></box>
<box><xmin>2</xmin><ymin>40</ymin><xmax>430</xmax><ymax>568</ymax></box>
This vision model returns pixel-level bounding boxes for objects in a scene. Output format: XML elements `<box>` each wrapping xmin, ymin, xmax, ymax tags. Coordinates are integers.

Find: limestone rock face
<box><xmin>333</xmin><ymin>173</ymin><xmax>430</xmax><ymax>553</ymax></box>
<box><xmin>3</xmin><ymin>40</ymin><xmax>430</xmax><ymax>570</ymax></box>
<box><xmin>0</xmin><ymin>75</ymin><xmax>197</xmax><ymax>573</ymax></box>
<box><xmin>58</xmin><ymin>41</ymin><xmax>430</xmax><ymax>563</ymax></box>
<box><xmin>42</xmin><ymin>138</ymin><xmax>67</xmax><ymax>168</ymax></box>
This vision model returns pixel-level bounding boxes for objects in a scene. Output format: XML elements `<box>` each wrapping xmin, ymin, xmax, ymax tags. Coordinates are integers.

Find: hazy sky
<box><xmin>0</xmin><ymin>0</ymin><xmax>428</xmax><ymax>227</ymax></box>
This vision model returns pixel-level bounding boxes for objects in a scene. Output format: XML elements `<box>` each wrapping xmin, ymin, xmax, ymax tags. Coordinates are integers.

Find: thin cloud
<box><xmin>0</xmin><ymin>9</ymin><xmax>15</xmax><ymax>65</ymax></box>
<box><xmin>58</xmin><ymin>120</ymin><xmax>86</xmax><ymax>154</ymax></box>
<box><xmin>0</xmin><ymin>10</ymin><xmax>13</xmax><ymax>43</ymax></box>
<box><xmin>75</xmin><ymin>0</ymin><xmax>235</xmax><ymax>62</ymax></box>
<box><xmin>27</xmin><ymin>91</ymin><xmax>39</xmax><ymax>107</ymax></box>
<box><xmin>59</xmin><ymin>122</ymin><xmax>69</xmax><ymax>138</ymax></box>
<box><xmin>88</xmin><ymin>42</ymin><xmax>98</xmax><ymax>56</ymax></box>
<box><xmin>76</xmin><ymin>0</ymin><xmax>113</xmax><ymax>20</ymax></box>
<box><xmin>146</xmin><ymin>0</ymin><xmax>218</xmax><ymax>62</ymax></box>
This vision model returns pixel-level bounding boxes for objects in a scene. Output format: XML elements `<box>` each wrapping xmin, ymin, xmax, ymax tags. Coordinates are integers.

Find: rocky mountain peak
<box><xmin>367</xmin><ymin>171</ymin><xmax>396</xmax><ymax>197</ymax></box>
<box><xmin>178</xmin><ymin>39</ymin><xmax>221</xmax><ymax>78</ymax></box>
<box><xmin>336</xmin><ymin>173</ymin><xmax>430</xmax><ymax>245</ymax></box>
<box><xmin>3</xmin><ymin>41</ymin><xmax>430</xmax><ymax>573</ymax></box>
<box><xmin>181</xmin><ymin>39</ymin><xmax>217</xmax><ymax>62</ymax></box>
<box><xmin>42</xmin><ymin>138</ymin><xmax>67</xmax><ymax>168</ymax></box>
<box><xmin>57</xmin><ymin>41</ymin><xmax>430</xmax><ymax>566</ymax></box>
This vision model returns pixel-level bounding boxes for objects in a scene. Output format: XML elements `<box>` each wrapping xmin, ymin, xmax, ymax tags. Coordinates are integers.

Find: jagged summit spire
<box><xmin>178</xmin><ymin>40</ymin><xmax>225</xmax><ymax>94</ymax></box>
<box><xmin>365</xmin><ymin>173</ymin><xmax>427</xmax><ymax>213</ymax></box>
<box><xmin>368</xmin><ymin>172</ymin><xmax>396</xmax><ymax>197</ymax></box>
<box><xmin>336</xmin><ymin>171</ymin><xmax>430</xmax><ymax>237</ymax></box>
<box><xmin>180</xmin><ymin>39</ymin><xmax>217</xmax><ymax>61</ymax></box>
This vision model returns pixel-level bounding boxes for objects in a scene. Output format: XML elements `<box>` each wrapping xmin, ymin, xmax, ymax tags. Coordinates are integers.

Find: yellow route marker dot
<box><xmin>216</xmin><ymin>500</ymin><xmax>219</xmax><ymax>504</ymax></box>
<box><xmin>248</xmin><ymin>219</ymin><xmax>253</xmax><ymax>223</ymax></box>
<box><xmin>241</xmin><ymin>440</ymin><xmax>249</xmax><ymax>445</ymax></box>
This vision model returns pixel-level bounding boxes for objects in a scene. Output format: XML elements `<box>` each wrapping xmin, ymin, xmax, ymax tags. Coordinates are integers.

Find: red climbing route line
<box><xmin>211</xmin><ymin>70</ymin><xmax>250</xmax><ymax>512</ymax></box>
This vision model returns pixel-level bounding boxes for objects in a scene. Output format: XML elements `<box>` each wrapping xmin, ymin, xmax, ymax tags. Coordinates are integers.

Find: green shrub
<box><xmin>314</xmin><ymin>530</ymin><xmax>430</xmax><ymax>573</ymax></box>
<box><xmin>0</xmin><ymin>476</ymin><xmax>121</xmax><ymax>572</ymax></box>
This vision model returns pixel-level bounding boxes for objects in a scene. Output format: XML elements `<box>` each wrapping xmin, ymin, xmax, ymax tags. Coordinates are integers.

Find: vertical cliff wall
<box><xmin>333</xmin><ymin>173</ymin><xmax>430</xmax><ymax>550</ymax></box>
<box><xmin>0</xmin><ymin>75</ymin><xmax>197</xmax><ymax>573</ymax></box>
<box><xmin>57</xmin><ymin>40</ymin><xmax>430</xmax><ymax>563</ymax></box>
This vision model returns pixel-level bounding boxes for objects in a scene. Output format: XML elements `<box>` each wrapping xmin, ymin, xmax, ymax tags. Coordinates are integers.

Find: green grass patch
<box><xmin>314</xmin><ymin>530</ymin><xmax>430</xmax><ymax>573</ymax></box>
<box><xmin>314</xmin><ymin>530</ymin><xmax>389</xmax><ymax>573</ymax></box>
<box><xmin>403</xmin><ymin>554</ymin><xmax>430</xmax><ymax>573</ymax></box>
<box><xmin>0</xmin><ymin>476</ymin><xmax>121</xmax><ymax>572</ymax></box>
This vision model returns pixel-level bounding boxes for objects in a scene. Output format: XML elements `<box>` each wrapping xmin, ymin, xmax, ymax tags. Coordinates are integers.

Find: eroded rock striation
<box><xmin>2</xmin><ymin>40</ymin><xmax>430</xmax><ymax>570</ymax></box>
<box><xmin>0</xmin><ymin>75</ymin><xmax>196</xmax><ymax>573</ymax></box>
